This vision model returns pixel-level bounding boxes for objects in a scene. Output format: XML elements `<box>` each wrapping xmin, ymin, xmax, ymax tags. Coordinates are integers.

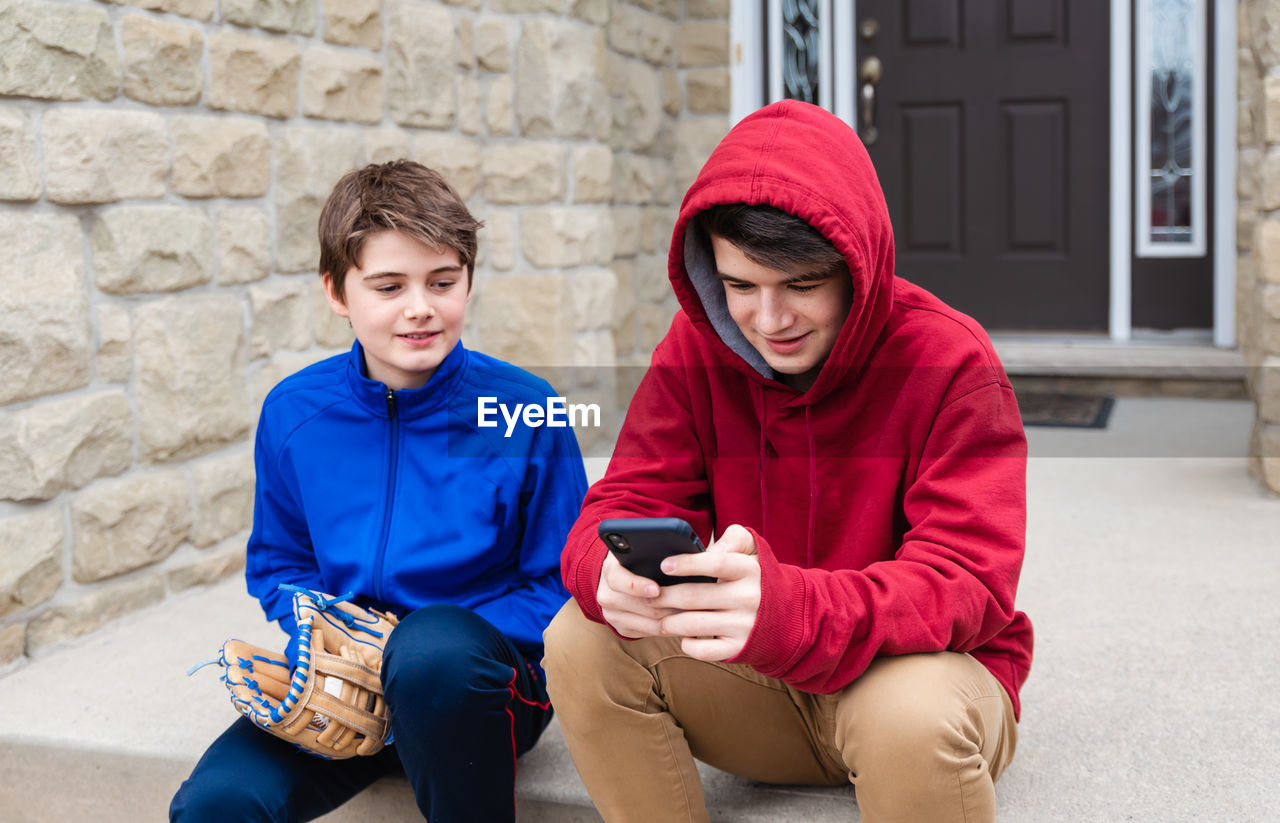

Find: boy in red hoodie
<box><xmin>543</xmin><ymin>100</ymin><xmax>1032</xmax><ymax>823</ymax></box>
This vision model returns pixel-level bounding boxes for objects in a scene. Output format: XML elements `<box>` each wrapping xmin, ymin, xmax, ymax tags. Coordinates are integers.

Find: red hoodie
<box><xmin>563</xmin><ymin>100</ymin><xmax>1033</xmax><ymax>718</ymax></box>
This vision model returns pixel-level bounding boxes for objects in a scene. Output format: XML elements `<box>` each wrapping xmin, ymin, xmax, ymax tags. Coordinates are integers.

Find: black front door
<box><xmin>855</xmin><ymin>0</ymin><xmax>1112</xmax><ymax>331</ymax></box>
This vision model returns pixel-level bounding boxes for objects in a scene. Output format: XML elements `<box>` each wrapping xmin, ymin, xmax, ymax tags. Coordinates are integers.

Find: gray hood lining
<box><xmin>682</xmin><ymin>224</ymin><xmax>774</xmax><ymax>380</ymax></box>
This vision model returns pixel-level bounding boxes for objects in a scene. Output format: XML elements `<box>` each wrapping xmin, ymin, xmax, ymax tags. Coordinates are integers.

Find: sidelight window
<box><xmin>1135</xmin><ymin>0</ymin><xmax>1207</xmax><ymax>256</ymax></box>
<box><xmin>776</xmin><ymin>0</ymin><xmax>824</xmax><ymax>105</ymax></box>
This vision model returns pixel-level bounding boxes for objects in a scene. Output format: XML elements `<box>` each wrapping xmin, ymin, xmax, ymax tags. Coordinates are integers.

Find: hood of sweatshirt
<box><xmin>670</xmin><ymin>99</ymin><xmax>895</xmax><ymax>404</ymax></box>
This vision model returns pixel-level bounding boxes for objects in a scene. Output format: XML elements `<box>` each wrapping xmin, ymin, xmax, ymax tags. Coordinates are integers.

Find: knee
<box><xmin>837</xmin><ymin>655</ymin><xmax>990</xmax><ymax>775</ymax></box>
<box><xmin>541</xmin><ymin>599</ymin><xmax>583</xmax><ymax>672</ymax></box>
<box><xmin>383</xmin><ymin>604</ymin><xmax>504</xmax><ymax>710</ymax></box>
<box><xmin>863</xmin><ymin>699</ymin><xmax>974</xmax><ymax>768</ymax></box>
<box><xmin>384</xmin><ymin>603</ymin><xmax>478</xmax><ymax>660</ymax></box>
<box><xmin>171</xmin><ymin>771</ymin><xmax>270</xmax><ymax>823</ymax></box>
<box><xmin>542</xmin><ymin>598</ymin><xmax>667</xmax><ymax>727</ymax></box>
<box><xmin>542</xmin><ymin>599</ymin><xmax>611</xmax><ymax>702</ymax></box>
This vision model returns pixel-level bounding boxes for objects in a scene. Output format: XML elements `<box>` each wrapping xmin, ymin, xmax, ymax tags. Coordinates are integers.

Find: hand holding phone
<box><xmin>598</xmin><ymin>517</ymin><xmax>716</xmax><ymax>587</ymax></box>
<box><xmin>650</xmin><ymin>523</ymin><xmax>762</xmax><ymax>662</ymax></box>
<box><xmin>594</xmin><ymin>551</ymin><xmax>672</xmax><ymax>639</ymax></box>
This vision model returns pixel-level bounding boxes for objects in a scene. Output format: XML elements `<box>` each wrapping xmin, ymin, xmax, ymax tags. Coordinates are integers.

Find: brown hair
<box><xmin>318</xmin><ymin>160</ymin><xmax>483</xmax><ymax>301</ymax></box>
<box><xmin>694</xmin><ymin>203</ymin><xmax>846</xmax><ymax>277</ymax></box>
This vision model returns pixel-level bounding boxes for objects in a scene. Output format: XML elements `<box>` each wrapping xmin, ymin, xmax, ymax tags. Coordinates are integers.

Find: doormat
<box><xmin>1017</xmin><ymin>393</ymin><xmax>1115</xmax><ymax>429</ymax></box>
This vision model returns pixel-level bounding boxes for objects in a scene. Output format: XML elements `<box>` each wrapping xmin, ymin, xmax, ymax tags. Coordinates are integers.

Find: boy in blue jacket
<box><xmin>171</xmin><ymin>160</ymin><xmax>588</xmax><ymax>822</ymax></box>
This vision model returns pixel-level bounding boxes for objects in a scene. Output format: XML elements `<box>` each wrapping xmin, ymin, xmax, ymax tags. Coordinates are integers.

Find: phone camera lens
<box><xmin>606</xmin><ymin>534</ymin><xmax>630</xmax><ymax>553</ymax></box>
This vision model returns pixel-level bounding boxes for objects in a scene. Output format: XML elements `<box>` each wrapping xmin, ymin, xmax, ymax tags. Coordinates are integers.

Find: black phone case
<box><xmin>598</xmin><ymin>517</ymin><xmax>716</xmax><ymax>586</ymax></box>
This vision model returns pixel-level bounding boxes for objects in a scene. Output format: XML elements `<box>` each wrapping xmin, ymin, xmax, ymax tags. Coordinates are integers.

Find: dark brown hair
<box><xmin>318</xmin><ymin>160</ymin><xmax>483</xmax><ymax>300</ymax></box>
<box><xmin>694</xmin><ymin>203</ymin><xmax>846</xmax><ymax>277</ymax></box>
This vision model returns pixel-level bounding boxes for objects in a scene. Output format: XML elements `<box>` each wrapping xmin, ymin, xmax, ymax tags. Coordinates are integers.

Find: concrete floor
<box><xmin>1002</xmin><ymin>397</ymin><xmax>1280</xmax><ymax>821</ymax></box>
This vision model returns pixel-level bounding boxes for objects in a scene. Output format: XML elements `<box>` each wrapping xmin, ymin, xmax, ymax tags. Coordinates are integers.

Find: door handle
<box><xmin>859</xmin><ymin>56</ymin><xmax>881</xmax><ymax>146</ymax></box>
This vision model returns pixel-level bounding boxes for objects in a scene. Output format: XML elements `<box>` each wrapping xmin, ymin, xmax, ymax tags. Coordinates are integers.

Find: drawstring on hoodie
<box><xmin>806</xmin><ymin>405</ymin><xmax>816</xmax><ymax>567</ymax></box>
<box><xmin>755</xmin><ymin>387</ymin><xmax>819</xmax><ymax>568</ymax></box>
<box><xmin>756</xmin><ymin>383</ymin><xmax>767</xmax><ymax>538</ymax></box>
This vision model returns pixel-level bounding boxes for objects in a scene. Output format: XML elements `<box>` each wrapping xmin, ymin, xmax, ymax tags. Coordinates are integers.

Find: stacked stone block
<box><xmin>604</xmin><ymin>1</ymin><xmax>729</xmax><ymax>388</ymax></box>
<box><xmin>1240</xmin><ymin>1</ymin><xmax>1280</xmax><ymax>493</ymax></box>
<box><xmin>0</xmin><ymin>0</ymin><xmax>730</xmax><ymax>670</ymax></box>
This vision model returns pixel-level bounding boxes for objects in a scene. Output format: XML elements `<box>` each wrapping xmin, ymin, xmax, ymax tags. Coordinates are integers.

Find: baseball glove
<box><xmin>191</xmin><ymin>584</ymin><xmax>400</xmax><ymax>759</ymax></box>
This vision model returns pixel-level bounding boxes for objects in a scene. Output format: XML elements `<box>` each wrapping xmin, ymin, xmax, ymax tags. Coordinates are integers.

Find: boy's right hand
<box><xmin>597</xmin><ymin>551</ymin><xmax>679</xmax><ymax>638</ymax></box>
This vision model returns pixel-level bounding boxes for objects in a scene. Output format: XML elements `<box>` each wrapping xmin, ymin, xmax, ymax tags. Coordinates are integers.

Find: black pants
<box><xmin>170</xmin><ymin>604</ymin><xmax>553</xmax><ymax>822</ymax></box>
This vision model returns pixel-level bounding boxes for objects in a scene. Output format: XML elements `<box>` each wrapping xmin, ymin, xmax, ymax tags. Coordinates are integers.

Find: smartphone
<box><xmin>598</xmin><ymin>517</ymin><xmax>716</xmax><ymax>586</ymax></box>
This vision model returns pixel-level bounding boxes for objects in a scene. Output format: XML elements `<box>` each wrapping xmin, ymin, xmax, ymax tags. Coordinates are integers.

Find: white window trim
<box><xmin>1111</xmin><ymin>0</ymin><xmax>1134</xmax><ymax>340</ymax></box>
<box><xmin>817</xmin><ymin>0</ymin><xmax>834</xmax><ymax>112</ymax></box>
<box><xmin>1213</xmin><ymin>0</ymin><xmax>1237</xmax><ymax>348</ymax></box>
<box><xmin>729</xmin><ymin>1</ymin><xmax>762</xmax><ymax>124</ymax></box>
<box><xmin>766</xmin><ymin>0</ymin><xmax>782</xmax><ymax>103</ymax></box>
<box><xmin>833</xmin><ymin>2</ymin><xmax>855</xmax><ymax>126</ymax></box>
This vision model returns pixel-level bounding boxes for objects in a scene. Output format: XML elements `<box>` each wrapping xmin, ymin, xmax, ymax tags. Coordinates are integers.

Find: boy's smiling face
<box><xmin>324</xmin><ymin>229</ymin><xmax>470</xmax><ymax>391</ymax></box>
<box><xmin>711</xmin><ymin>234</ymin><xmax>853</xmax><ymax>392</ymax></box>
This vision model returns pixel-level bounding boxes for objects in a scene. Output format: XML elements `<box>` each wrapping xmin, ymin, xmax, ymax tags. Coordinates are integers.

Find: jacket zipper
<box><xmin>373</xmin><ymin>386</ymin><xmax>398</xmax><ymax>602</ymax></box>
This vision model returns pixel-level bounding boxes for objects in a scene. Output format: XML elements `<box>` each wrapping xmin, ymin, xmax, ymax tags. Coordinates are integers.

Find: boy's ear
<box><xmin>321</xmin><ymin>273</ymin><xmax>349</xmax><ymax>317</ymax></box>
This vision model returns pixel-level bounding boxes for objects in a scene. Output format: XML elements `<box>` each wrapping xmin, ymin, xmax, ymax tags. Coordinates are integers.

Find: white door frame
<box><xmin>728</xmin><ymin>1</ymin><xmax>1237</xmax><ymax>347</ymax></box>
<box><xmin>1212</xmin><ymin>0</ymin><xmax>1236</xmax><ymax>348</ymax></box>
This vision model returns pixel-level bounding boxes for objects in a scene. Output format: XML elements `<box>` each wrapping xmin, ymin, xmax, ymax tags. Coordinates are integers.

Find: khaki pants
<box><xmin>543</xmin><ymin>600</ymin><xmax>1018</xmax><ymax>823</ymax></box>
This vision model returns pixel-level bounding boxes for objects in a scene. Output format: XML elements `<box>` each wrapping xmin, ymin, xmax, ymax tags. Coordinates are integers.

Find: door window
<box><xmin>780</xmin><ymin>0</ymin><xmax>822</xmax><ymax>104</ymax></box>
<box><xmin>1136</xmin><ymin>0</ymin><xmax>1208</xmax><ymax>256</ymax></box>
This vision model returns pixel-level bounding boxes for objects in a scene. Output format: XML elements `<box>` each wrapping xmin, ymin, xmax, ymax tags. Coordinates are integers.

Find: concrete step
<box><xmin>0</xmin><ymin>575</ymin><xmax>854</xmax><ymax>822</ymax></box>
<box><xmin>991</xmin><ymin>335</ymin><xmax>1247</xmax><ymax>380</ymax></box>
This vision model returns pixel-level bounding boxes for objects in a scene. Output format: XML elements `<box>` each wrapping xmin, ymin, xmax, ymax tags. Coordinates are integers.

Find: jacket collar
<box><xmin>343</xmin><ymin>339</ymin><xmax>467</xmax><ymax>418</ymax></box>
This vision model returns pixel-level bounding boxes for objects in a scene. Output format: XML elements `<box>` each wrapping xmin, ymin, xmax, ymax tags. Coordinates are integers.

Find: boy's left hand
<box><xmin>652</xmin><ymin>524</ymin><xmax>761</xmax><ymax>662</ymax></box>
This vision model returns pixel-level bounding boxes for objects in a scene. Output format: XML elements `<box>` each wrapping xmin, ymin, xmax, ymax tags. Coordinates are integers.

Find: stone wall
<box><xmin>0</xmin><ymin>0</ymin><xmax>730</xmax><ymax>670</ymax></box>
<box><xmin>1239</xmin><ymin>0</ymin><xmax>1280</xmax><ymax>493</ymax></box>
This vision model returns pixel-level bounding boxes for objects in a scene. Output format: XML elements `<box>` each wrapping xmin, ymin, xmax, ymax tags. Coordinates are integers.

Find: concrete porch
<box><xmin>1</xmin><ymin>396</ymin><xmax>1276</xmax><ymax>822</ymax></box>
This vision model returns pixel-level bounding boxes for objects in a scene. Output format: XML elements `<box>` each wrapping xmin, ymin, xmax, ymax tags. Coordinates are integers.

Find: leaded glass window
<box><xmin>782</xmin><ymin>0</ymin><xmax>820</xmax><ymax>104</ymax></box>
<box><xmin>1136</xmin><ymin>0</ymin><xmax>1206</xmax><ymax>256</ymax></box>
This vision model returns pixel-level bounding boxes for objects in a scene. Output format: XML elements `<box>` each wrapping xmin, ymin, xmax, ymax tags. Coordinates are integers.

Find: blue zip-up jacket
<box><xmin>245</xmin><ymin>340</ymin><xmax>588</xmax><ymax>663</ymax></box>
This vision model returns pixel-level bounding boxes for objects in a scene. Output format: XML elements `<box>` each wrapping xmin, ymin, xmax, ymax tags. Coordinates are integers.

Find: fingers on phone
<box><xmin>663</xmin><ymin>550</ymin><xmax>751</xmax><ymax>582</ymax></box>
<box><xmin>607</xmin><ymin>562</ymin><xmax>659</xmax><ymax>598</ymax></box>
<box><xmin>713</xmin><ymin>524</ymin><xmax>757</xmax><ymax>555</ymax></box>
